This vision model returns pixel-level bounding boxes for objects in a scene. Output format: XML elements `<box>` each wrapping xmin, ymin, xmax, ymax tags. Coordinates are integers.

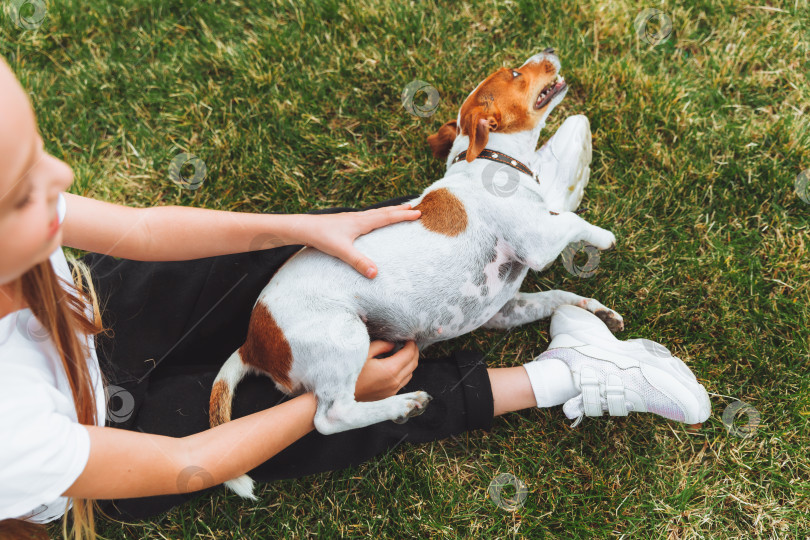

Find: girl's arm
<box><xmin>61</xmin><ymin>193</ymin><xmax>303</xmax><ymax>261</ymax></box>
<box><xmin>63</xmin><ymin>340</ymin><xmax>419</xmax><ymax>499</ymax></box>
<box><xmin>60</xmin><ymin>193</ymin><xmax>421</xmax><ymax>277</ymax></box>
<box><xmin>64</xmin><ymin>392</ymin><xmax>318</xmax><ymax>499</ymax></box>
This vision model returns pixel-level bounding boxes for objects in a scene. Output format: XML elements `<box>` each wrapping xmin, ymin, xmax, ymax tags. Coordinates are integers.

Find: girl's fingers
<box><xmin>399</xmin><ymin>372</ymin><xmax>413</xmax><ymax>389</ymax></box>
<box><xmin>384</xmin><ymin>342</ymin><xmax>412</xmax><ymax>371</ymax></box>
<box><xmin>401</xmin><ymin>352</ymin><xmax>418</xmax><ymax>379</ymax></box>
<box><xmin>396</xmin><ymin>342</ymin><xmax>419</xmax><ymax>377</ymax></box>
<box><xmin>368</xmin><ymin>340</ymin><xmax>395</xmax><ymax>358</ymax></box>
<box><xmin>345</xmin><ymin>247</ymin><xmax>376</xmax><ymax>278</ymax></box>
<box><xmin>365</xmin><ymin>204</ymin><xmax>420</xmax><ymax>223</ymax></box>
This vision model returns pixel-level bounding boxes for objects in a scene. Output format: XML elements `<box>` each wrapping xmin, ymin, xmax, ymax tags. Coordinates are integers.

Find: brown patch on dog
<box><xmin>240</xmin><ymin>302</ymin><xmax>294</xmax><ymax>391</ymax></box>
<box><xmin>413</xmin><ymin>188</ymin><xmax>468</xmax><ymax>236</ymax></box>
<box><xmin>427</xmin><ymin>119</ymin><xmax>458</xmax><ymax>160</ymax></box>
<box><xmin>209</xmin><ymin>379</ymin><xmax>232</xmax><ymax>427</ymax></box>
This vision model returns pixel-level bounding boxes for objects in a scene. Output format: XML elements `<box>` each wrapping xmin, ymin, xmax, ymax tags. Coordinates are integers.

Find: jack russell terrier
<box><xmin>210</xmin><ymin>48</ymin><xmax>624</xmax><ymax>499</ymax></box>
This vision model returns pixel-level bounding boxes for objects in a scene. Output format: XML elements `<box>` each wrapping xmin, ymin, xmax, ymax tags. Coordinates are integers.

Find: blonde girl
<box><xmin>0</xmin><ymin>55</ymin><xmax>709</xmax><ymax>540</ymax></box>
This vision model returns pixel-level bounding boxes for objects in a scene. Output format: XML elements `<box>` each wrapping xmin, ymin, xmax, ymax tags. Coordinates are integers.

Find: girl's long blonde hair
<box><xmin>0</xmin><ymin>252</ymin><xmax>109</xmax><ymax>540</ymax></box>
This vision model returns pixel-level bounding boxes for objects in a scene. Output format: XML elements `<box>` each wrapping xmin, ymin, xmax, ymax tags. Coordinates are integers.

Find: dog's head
<box><xmin>427</xmin><ymin>48</ymin><xmax>568</xmax><ymax>162</ymax></box>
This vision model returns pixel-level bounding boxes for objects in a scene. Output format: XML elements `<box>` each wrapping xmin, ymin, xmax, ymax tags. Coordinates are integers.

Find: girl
<box><xmin>0</xmin><ymin>56</ymin><xmax>710</xmax><ymax>539</ymax></box>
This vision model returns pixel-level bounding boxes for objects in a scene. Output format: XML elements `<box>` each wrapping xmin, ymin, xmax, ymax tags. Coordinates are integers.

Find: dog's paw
<box><xmin>590</xmin><ymin>228</ymin><xmax>616</xmax><ymax>251</ymax></box>
<box><xmin>392</xmin><ymin>391</ymin><xmax>432</xmax><ymax>424</ymax></box>
<box><xmin>594</xmin><ymin>308</ymin><xmax>624</xmax><ymax>332</ymax></box>
<box><xmin>577</xmin><ymin>298</ymin><xmax>624</xmax><ymax>332</ymax></box>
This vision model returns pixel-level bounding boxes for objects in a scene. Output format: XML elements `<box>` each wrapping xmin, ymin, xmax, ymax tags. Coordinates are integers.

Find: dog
<box><xmin>209</xmin><ymin>48</ymin><xmax>623</xmax><ymax>499</ymax></box>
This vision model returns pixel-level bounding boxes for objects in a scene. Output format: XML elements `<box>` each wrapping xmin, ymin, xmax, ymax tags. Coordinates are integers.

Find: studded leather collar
<box><xmin>451</xmin><ymin>149</ymin><xmax>538</xmax><ymax>181</ymax></box>
<box><xmin>450</xmin><ymin>148</ymin><xmax>588</xmax><ymax>216</ymax></box>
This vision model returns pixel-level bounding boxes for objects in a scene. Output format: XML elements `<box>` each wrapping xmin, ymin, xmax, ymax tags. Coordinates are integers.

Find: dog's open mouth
<box><xmin>534</xmin><ymin>74</ymin><xmax>567</xmax><ymax>110</ymax></box>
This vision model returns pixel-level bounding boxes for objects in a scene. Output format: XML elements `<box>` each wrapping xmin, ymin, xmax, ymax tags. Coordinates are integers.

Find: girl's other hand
<box><xmin>288</xmin><ymin>203</ymin><xmax>421</xmax><ymax>279</ymax></box>
<box><xmin>355</xmin><ymin>340</ymin><xmax>419</xmax><ymax>402</ymax></box>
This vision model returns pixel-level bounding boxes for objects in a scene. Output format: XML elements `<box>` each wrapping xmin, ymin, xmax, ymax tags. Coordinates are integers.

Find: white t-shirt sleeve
<box><xmin>57</xmin><ymin>192</ymin><xmax>66</xmax><ymax>225</ymax></box>
<box><xmin>0</xmin><ymin>353</ymin><xmax>91</xmax><ymax>521</ymax></box>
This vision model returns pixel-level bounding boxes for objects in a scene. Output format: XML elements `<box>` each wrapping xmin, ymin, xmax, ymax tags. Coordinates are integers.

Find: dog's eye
<box><xmin>511</xmin><ymin>70</ymin><xmax>520</xmax><ymax>77</ymax></box>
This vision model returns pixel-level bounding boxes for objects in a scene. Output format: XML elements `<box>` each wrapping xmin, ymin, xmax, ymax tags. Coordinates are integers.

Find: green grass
<box><xmin>1</xmin><ymin>0</ymin><xmax>808</xmax><ymax>537</ymax></box>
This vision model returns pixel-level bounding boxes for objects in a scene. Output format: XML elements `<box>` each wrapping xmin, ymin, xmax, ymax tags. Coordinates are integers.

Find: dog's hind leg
<box><xmin>314</xmin><ymin>392</ymin><xmax>433</xmax><ymax>435</ymax></box>
<box><xmin>481</xmin><ymin>290</ymin><xmax>623</xmax><ymax>332</ymax></box>
<box><xmin>293</xmin><ymin>312</ymin><xmax>432</xmax><ymax>435</ymax></box>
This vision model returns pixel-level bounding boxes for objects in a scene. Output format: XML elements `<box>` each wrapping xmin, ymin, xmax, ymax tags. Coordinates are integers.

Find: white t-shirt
<box><xmin>0</xmin><ymin>193</ymin><xmax>106</xmax><ymax>524</ymax></box>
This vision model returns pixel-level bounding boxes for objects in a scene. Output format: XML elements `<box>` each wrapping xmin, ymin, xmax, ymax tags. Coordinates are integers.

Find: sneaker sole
<box><xmin>535</xmin><ymin>115</ymin><xmax>592</xmax><ymax>213</ymax></box>
<box><xmin>553</xmin><ymin>115</ymin><xmax>591</xmax><ymax>213</ymax></box>
<box><xmin>549</xmin><ymin>306</ymin><xmax>711</xmax><ymax>423</ymax></box>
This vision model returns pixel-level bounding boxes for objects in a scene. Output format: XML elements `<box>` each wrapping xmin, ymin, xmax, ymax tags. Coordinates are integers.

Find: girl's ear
<box><xmin>427</xmin><ymin>120</ymin><xmax>459</xmax><ymax>160</ymax></box>
<box><xmin>461</xmin><ymin>106</ymin><xmax>499</xmax><ymax>162</ymax></box>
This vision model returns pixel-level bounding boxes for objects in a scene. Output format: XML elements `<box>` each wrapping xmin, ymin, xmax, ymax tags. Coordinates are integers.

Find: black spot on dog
<box><xmin>459</xmin><ymin>295</ymin><xmax>480</xmax><ymax>313</ymax></box>
<box><xmin>437</xmin><ymin>308</ymin><xmax>455</xmax><ymax>326</ymax></box>
<box><xmin>497</xmin><ymin>301</ymin><xmax>517</xmax><ymax>319</ymax></box>
<box><xmin>498</xmin><ymin>261</ymin><xmax>524</xmax><ymax>282</ymax></box>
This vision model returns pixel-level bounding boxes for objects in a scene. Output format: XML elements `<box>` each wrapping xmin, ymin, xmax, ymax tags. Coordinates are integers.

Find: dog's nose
<box><xmin>543</xmin><ymin>47</ymin><xmax>555</xmax><ymax>55</ymax></box>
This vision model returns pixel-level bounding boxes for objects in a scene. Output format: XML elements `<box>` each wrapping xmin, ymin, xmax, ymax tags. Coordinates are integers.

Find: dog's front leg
<box><xmin>514</xmin><ymin>211</ymin><xmax>615</xmax><ymax>271</ymax></box>
<box><xmin>481</xmin><ymin>291</ymin><xmax>623</xmax><ymax>332</ymax></box>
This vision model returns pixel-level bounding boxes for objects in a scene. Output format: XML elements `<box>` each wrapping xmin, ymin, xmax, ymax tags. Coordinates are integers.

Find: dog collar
<box><xmin>451</xmin><ymin>148</ymin><xmax>588</xmax><ymax>216</ymax></box>
<box><xmin>452</xmin><ymin>149</ymin><xmax>539</xmax><ymax>182</ymax></box>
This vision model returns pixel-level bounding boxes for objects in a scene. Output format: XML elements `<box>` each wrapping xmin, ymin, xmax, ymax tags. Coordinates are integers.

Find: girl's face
<box><xmin>0</xmin><ymin>59</ymin><xmax>74</xmax><ymax>287</ymax></box>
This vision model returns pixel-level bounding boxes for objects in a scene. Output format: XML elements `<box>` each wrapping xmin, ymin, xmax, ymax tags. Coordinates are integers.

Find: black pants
<box><xmin>79</xmin><ymin>194</ymin><xmax>494</xmax><ymax>522</ymax></box>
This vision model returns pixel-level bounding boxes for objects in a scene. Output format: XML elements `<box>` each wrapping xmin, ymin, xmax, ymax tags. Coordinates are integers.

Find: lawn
<box><xmin>1</xmin><ymin>0</ymin><xmax>808</xmax><ymax>537</ymax></box>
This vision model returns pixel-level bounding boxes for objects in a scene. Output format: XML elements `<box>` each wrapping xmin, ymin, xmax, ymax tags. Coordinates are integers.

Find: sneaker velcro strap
<box><xmin>605</xmin><ymin>374</ymin><xmax>628</xmax><ymax>416</ymax></box>
<box><xmin>580</xmin><ymin>367</ymin><xmax>603</xmax><ymax>416</ymax></box>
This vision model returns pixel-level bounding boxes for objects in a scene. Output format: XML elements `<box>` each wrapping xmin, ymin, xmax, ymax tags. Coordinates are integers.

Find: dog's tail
<box><xmin>209</xmin><ymin>350</ymin><xmax>258</xmax><ymax>500</ymax></box>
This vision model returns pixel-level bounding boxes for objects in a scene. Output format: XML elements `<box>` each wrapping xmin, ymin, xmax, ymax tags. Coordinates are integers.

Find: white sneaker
<box><xmin>545</xmin><ymin>305</ymin><xmax>711</xmax><ymax>427</ymax></box>
<box><xmin>530</xmin><ymin>114</ymin><xmax>592</xmax><ymax>214</ymax></box>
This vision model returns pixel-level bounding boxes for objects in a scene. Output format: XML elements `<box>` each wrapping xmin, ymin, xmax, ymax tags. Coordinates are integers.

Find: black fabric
<box><xmin>78</xmin><ymin>194</ymin><xmax>494</xmax><ymax>522</ymax></box>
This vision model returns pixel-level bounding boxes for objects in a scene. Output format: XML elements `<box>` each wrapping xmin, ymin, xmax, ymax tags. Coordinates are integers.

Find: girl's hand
<box><xmin>355</xmin><ymin>340</ymin><xmax>419</xmax><ymax>401</ymax></box>
<box><xmin>288</xmin><ymin>203</ymin><xmax>421</xmax><ymax>279</ymax></box>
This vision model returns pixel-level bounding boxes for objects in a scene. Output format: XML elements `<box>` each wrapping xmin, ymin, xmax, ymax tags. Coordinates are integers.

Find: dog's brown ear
<box><xmin>427</xmin><ymin>119</ymin><xmax>458</xmax><ymax>160</ymax></box>
<box><xmin>461</xmin><ymin>106</ymin><xmax>498</xmax><ymax>162</ymax></box>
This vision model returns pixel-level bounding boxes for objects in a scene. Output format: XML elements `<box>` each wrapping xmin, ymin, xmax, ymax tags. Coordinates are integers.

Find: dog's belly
<box><xmin>360</xmin><ymin>282</ymin><xmax>519</xmax><ymax>346</ymax></box>
<box><xmin>260</xmin><ymin>221</ymin><xmax>528</xmax><ymax>350</ymax></box>
<box><xmin>356</xmin><ymin>229</ymin><xmax>528</xmax><ymax>343</ymax></box>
